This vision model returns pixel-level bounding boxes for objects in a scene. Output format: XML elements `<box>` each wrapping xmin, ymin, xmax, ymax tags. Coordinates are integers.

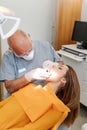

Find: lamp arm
<box><xmin>0</xmin><ymin>14</ymin><xmax>21</xmax><ymax>39</ymax></box>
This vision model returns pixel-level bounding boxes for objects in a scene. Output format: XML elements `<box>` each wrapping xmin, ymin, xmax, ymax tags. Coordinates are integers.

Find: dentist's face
<box><xmin>8</xmin><ymin>30</ymin><xmax>35</xmax><ymax>61</ymax></box>
<box><xmin>8</xmin><ymin>30</ymin><xmax>32</xmax><ymax>56</ymax></box>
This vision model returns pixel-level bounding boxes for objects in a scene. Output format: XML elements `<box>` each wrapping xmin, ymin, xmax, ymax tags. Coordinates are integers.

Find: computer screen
<box><xmin>72</xmin><ymin>21</ymin><xmax>87</xmax><ymax>49</ymax></box>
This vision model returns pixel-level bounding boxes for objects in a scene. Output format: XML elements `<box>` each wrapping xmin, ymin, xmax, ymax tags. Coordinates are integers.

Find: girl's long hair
<box><xmin>56</xmin><ymin>65</ymin><xmax>80</xmax><ymax>127</ymax></box>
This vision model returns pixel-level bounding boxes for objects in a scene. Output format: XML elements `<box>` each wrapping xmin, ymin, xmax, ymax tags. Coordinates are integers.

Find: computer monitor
<box><xmin>72</xmin><ymin>21</ymin><xmax>87</xmax><ymax>49</ymax></box>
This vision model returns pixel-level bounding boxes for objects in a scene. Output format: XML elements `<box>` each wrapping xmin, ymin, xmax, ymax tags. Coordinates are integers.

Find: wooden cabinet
<box><xmin>56</xmin><ymin>0</ymin><xmax>82</xmax><ymax>50</ymax></box>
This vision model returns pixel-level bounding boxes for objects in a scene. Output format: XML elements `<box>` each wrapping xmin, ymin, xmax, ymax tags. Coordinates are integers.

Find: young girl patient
<box><xmin>0</xmin><ymin>60</ymin><xmax>80</xmax><ymax>130</ymax></box>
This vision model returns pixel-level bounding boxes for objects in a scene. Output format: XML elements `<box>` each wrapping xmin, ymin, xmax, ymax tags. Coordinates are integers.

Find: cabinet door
<box><xmin>57</xmin><ymin>0</ymin><xmax>82</xmax><ymax>50</ymax></box>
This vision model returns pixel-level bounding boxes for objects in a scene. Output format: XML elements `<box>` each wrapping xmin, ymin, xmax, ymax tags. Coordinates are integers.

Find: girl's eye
<box><xmin>58</xmin><ymin>67</ymin><xmax>62</xmax><ymax>70</ymax></box>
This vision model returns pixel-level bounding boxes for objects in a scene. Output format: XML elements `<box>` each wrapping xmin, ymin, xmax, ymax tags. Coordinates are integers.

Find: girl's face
<box><xmin>43</xmin><ymin>61</ymin><xmax>68</xmax><ymax>82</ymax></box>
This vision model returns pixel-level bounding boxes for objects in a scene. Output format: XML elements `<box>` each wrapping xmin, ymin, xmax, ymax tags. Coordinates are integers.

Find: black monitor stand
<box><xmin>77</xmin><ymin>42</ymin><xmax>87</xmax><ymax>49</ymax></box>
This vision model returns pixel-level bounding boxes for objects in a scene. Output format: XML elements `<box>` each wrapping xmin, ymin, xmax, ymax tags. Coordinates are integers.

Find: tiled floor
<box><xmin>71</xmin><ymin>104</ymin><xmax>87</xmax><ymax>130</ymax></box>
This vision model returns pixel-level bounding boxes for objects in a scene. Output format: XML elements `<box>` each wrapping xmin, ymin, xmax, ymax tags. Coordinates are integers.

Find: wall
<box><xmin>81</xmin><ymin>0</ymin><xmax>87</xmax><ymax>21</ymax></box>
<box><xmin>0</xmin><ymin>0</ymin><xmax>58</xmax><ymax>55</ymax></box>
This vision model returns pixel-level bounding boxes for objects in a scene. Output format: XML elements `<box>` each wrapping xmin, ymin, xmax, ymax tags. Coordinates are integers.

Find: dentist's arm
<box><xmin>5</xmin><ymin>68</ymin><xmax>50</xmax><ymax>93</ymax></box>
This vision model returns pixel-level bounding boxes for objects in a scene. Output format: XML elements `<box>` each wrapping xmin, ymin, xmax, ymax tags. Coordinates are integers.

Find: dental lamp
<box><xmin>0</xmin><ymin>5</ymin><xmax>20</xmax><ymax>39</ymax></box>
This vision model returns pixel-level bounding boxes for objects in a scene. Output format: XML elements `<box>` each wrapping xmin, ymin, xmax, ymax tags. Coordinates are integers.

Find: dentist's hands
<box><xmin>25</xmin><ymin>60</ymin><xmax>62</xmax><ymax>82</ymax></box>
<box><xmin>24</xmin><ymin>68</ymin><xmax>50</xmax><ymax>82</ymax></box>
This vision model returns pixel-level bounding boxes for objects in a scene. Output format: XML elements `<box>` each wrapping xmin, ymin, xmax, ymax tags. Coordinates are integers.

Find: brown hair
<box><xmin>57</xmin><ymin>65</ymin><xmax>80</xmax><ymax>127</ymax></box>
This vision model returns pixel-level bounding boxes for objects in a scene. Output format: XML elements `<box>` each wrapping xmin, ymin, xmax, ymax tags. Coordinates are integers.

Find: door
<box><xmin>57</xmin><ymin>0</ymin><xmax>82</xmax><ymax>50</ymax></box>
